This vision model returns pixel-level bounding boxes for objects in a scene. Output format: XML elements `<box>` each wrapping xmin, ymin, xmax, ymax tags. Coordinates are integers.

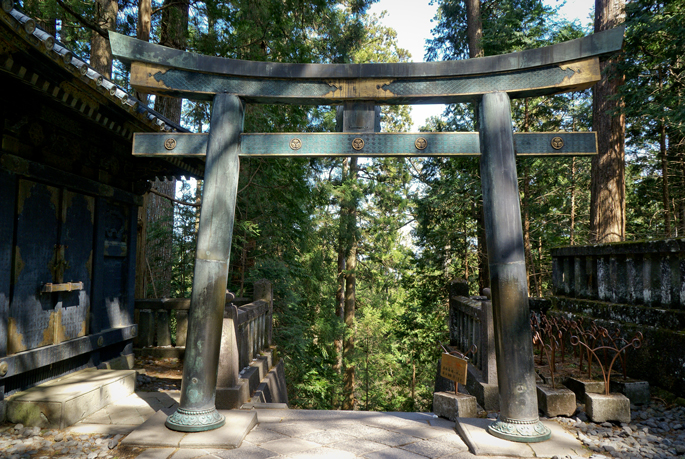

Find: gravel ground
<box><xmin>0</xmin><ymin>425</ymin><xmax>124</xmax><ymax>459</ymax></box>
<box><xmin>553</xmin><ymin>402</ymin><xmax>685</xmax><ymax>459</ymax></box>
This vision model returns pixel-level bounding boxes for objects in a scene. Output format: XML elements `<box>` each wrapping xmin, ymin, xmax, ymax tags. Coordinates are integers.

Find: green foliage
<box><xmin>618</xmin><ymin>0</ymin><xmax>685</xmax><ymax>238</ymax></box>
<box><xmin>29</xmin><ymin>0</ymin><xmax>685</xmax><ymax>413</ymax></box>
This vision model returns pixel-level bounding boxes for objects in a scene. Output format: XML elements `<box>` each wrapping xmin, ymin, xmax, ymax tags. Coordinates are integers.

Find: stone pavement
<box><xmin>59</xmin><ymin>391</ymin><xmax>587</xmax><ymax>459</ymax></box>
<box><xmin>6</xmin><ymin>387</ymin><xmax>685</xmax><ymax>459</ymax></box>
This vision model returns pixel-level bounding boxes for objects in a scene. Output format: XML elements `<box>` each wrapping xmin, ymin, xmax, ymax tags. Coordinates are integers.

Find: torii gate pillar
<box><xmin>166</xmin><ymin>94</ymin><xmax>244</xmax><ymax>432</ymax></box>
<box><xmin>479</xmin><ymin>92</ymin><xmax>551</xmax><ymax>442</ymax></box>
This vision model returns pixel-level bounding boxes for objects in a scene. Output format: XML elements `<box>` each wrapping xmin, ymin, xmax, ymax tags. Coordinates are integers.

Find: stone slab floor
<box><xmin>59</xmin><ymin>390</ymin><xmax>586</xmax><ymax>459</ymax></box>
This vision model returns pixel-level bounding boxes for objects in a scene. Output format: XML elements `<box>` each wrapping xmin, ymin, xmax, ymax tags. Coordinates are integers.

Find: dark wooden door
<box><xmin>8</xmin><ymin>180</ymin><xmax>93</xmax><ymax>354</ymax></box>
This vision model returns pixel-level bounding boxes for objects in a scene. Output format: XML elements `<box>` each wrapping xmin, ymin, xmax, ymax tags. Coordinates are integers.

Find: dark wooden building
<box><xmin>0</xmin><ymin>3</ymin><xmax>203</xmax><ymax>406</ymax></box>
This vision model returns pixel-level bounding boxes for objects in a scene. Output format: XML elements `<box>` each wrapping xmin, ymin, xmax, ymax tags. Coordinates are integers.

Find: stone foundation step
<box><xmin>6</xmin><ymin>368</ymin><xmax>136</xmax><ymax>429</ymax></box>
<box><xmin>216</xmin><ymin>349</ymin><xmax>288</xmax><ymax>409</ymax></box>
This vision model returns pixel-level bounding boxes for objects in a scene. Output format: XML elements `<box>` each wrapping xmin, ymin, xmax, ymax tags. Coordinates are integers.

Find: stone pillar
<box><xmin>478</xmin><ymin>92</ymin><xmax>550</xmax><ymax>443</ymax></box>
<box><xmin>175</xmin><ymin>310</ymin><xmax>188</xmax><ymax>347</ymax></box>
<box><xmin>155</xmin><ymin>310</ymin><xmax>171</xmax><ymax>346</ymax></box>
<box><xmin>217</xmin><ymin>304</ymin><xmax>240</xmax><ymax>388</ymax></box>
<box><xmin>166</xmin><ymin>94</ymin><xmax>244</xmax><ymax>432</ymax></box>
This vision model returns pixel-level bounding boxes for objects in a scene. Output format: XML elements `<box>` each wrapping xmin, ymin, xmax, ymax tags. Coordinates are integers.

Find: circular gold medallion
<box><xmin>415</xmin><ymin>137</ymin><xmax>428</xmax><ymax>150</ymax></box>
<box><xmin>289</xmin><ymin>138</ymin><xmax>302</xmax><ymax>150</ymax></box>
<box><xmin>97</xmin><ymin>336</ymin><xmax>104</xmax><ymax>347</ymax></box>
<box><xmin>352</xmin><ymin>138</ymin><xmax>365</xmax><ymax>151</ymax></box>
<box><xmin>164</xmin><ymin>138</ymin><xmax>177</xmax><ymax>151</ymax></box>
<box><xmin>551</xmin><ymin>136</ymin><xmax>564</xmax><ymax>150</ymax></box>
<box><xmin>0</xmin><ymin>361</ymin><xmax>7</xmax><ymax>377</ymax></box>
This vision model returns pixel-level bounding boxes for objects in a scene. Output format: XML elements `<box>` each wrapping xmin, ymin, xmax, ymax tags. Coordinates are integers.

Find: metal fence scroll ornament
<box><xmin>570</xmin><ymin>325</ymin><xmax>642</xmax><ymax>395</ymax></box>
<box><xmin>530</xmin><ymin>314</ymin><xmax>572</xmax><ymax>388</ymax></box>
<box><xmin>531</xmin><ymin>329</ymin><xmax>559</xmax><ymax>389</ymax></box>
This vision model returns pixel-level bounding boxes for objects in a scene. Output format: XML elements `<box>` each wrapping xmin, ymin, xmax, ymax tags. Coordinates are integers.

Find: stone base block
<box><xmin>610</xmin><ymin>379</ymin><xmax>650</xmax><ymax>405</ymax></box>
<box><xmin>122</xmin><ymin>410</ymin><xmax>257</xmax><ymax>448</ymax></box>
<box><xmin>465</xmin><ymin>367</ymin><xmax>498</xmax><ymax>411</ymax></box>
<box><xmin>7</xmin><ymin>368</ymin><xmax>135</xmax><ymax>429</ymax></box>
<box><xmin>585</xmin><ymin>392</ymin><xmax>631</xmax><ymax>423</ymax></box>
<box><xmin>252</xmin><ymin>359</ymin><xmax>288</xmax><ymax>405</ymax></box>
<box><xmin>537</xmin><ymin>384</ymin><xmax>576</xmax><ymax>417</ymax></box>
<box><xmin>97</xmin><ymin>353</ymin><xmax>135</xmax><ymax>370</ymax></box>
<box><xmin>433</xmin><ymin>391</ymin><xmax>477</xmax><ymax>421</ymax></box>
<box><xmin>216</xmin><ymin>379</ymin><xmax>250</xmax><ymax>410</ymax></box>
<box><xmin>564</xmin><ymin>377</ymin><xmax>604</xmax><ymax>400</ymax></box>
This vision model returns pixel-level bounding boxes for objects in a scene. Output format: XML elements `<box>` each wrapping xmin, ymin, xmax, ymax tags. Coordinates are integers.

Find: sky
<box><xmin>367</xmin><ymin>0</ymin><xmax>596</xmax><ymax>130</ymax></box>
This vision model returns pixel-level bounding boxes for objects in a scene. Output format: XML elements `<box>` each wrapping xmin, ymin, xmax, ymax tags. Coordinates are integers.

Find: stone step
<box><xmin>216</xmin><ymin>349</ymin><xmax>288</xmax><ymax>409</ymax></box>
<box><xmin>6</xmin><ymin>368</ymin><xmax>136</xmax><ymax>429</ymax></box>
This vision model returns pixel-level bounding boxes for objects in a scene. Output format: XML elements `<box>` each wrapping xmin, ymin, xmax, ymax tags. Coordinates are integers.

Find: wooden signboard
<box><xmin>441</xmin><ymin>353</ymin><xmax>468</xmax><ymax>386</ymax></box>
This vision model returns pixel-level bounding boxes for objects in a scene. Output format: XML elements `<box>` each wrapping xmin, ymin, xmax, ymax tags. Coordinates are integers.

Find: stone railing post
<box><xmin>217</xmin><ymin>303</ymin><xmax>240</xmax><ymax>389</ymax></box>
<box><xmin>136</xmin><ymin>309</ymin><xmax>154</xmax><ymax>347</ymax></box>
<box><xmin>155</xmin><ymin>310</ymin><xmax>171</xmax><ymax>346</ymax></box>
<box><xmin>175</xmin><ymin>310</ymin><xmax>188</xmax><ymax>347</ymax></box>
<box><xmin>254</xmin><ymin>279</ymin><xmax>273</xmax><ymax>347</ymax></box>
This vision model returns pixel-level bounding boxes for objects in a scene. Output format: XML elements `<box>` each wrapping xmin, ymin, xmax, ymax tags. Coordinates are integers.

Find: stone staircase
<box><xmin>217</xmin><ymin>348</ymin><xmax>288</xmax><ymax>409</ymax></box>
<box><xmin>5</xmin><ymin>368</ymin><xmax>136</xmax><ymax>429</ymax></box>
<box><xmin>4</xmin><ymin>347</ymin><xmax>288</xmax><ymax>430</ymax></box>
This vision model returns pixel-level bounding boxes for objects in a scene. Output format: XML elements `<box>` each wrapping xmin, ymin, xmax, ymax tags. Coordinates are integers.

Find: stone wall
<box><xmin>551</xmin><ymin>239</ymin><xmax>685</xmax><ymax>396</ymax></box>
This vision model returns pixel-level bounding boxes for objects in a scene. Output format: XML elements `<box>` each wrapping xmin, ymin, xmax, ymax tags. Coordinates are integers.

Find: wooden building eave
<box><xmin>0</xmin><ymin>3</ymin><xmax>204</xmax><ymax>180</ymax></box>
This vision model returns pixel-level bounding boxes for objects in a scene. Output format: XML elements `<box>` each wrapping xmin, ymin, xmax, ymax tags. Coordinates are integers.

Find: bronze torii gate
<box><xmin>111</xmin><ymin>26</ymin><xmax>623</xmax><ymax>443</ymax></box>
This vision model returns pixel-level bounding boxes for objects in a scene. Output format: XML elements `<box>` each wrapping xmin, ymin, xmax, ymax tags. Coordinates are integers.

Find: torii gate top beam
<box><xmin>109</xmin><ymin>27</ymin><xmax>624</xmax><ymax>105</ymax></box>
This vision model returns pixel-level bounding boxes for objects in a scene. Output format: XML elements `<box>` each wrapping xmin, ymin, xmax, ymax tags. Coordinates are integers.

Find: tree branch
<box><xmin>55</xmin><ymin>0</ymin><xmax>109</xmax><ymax>40</ymax></box>
<box><xmin>148</xmin><ymin>188</ymin><xmax>201</xmax><ymax>207</ymax></box>
<box><xmin>238</xmin><ymin>163</ymin><xmax>263</xmax><ymax>194</ymax></box>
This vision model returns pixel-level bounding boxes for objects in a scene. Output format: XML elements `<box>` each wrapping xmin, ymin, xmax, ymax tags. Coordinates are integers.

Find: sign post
<box><xmin>440</xmin><ymin>353</ymin><xmax>469</xmax><ymax>390</ymax></box>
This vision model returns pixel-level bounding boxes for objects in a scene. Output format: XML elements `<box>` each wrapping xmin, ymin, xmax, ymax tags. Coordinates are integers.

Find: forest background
<box><xmin>22</xmin><ymin>0</ymin><xmax>685</xmax><ymax>412</ymax></box>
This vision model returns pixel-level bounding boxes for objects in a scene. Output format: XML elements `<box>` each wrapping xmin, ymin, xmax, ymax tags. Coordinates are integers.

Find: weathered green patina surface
<box><xmin>132</xmin><ymin>132</ymin><xmax>598</xmax><ymax>157</ymax></box>
<box><xmin>109</xmin><ymin>27</ymin><xmax>624</xmax><ymax>104</ymax></box>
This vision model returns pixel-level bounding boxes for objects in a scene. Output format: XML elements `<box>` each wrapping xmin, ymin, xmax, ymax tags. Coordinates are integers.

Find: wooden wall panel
<box><xmin>0</xmin><ymin>169</ymin><xmax>16</xmax><ymax>357</ymax></box>
<box><xmin>57</xmin><ymin>191</ymin><xmax>94</xmax><ymax>342</ymax></box>
<box><xmin>9</xmin><ymin>180</ymin><xmax>60</xmax><ymax>354</ymax></box>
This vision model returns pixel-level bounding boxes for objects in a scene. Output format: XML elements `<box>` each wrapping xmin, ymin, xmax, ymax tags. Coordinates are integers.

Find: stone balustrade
<box><xmin>551</xmin><ymin>240</ymin><xmax>685</xmax><ymax>396</ymax></box>
<box><xmin>446</xmin><ymin>280</ymin><xmax>498</xmax><ymax>409</ymax></box>
<box><xmin>134</xmin><ymin>280</ymin><xmax>273</xmax><ymax>366</ymax></box>
<box><xmin>552</xmin><ymin>239</ymin><xmax>685</xmax><ymax>308</ymax></box>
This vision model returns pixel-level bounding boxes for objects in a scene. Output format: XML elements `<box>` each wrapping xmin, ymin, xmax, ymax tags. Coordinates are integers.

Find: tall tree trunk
<box><xmin>135</xmin><ymin>193</ymin><xmax>149</xmax><ymax>299</ymax></box>
<box><xmin>521</xmin><ymin>98</ymin><xmax>538</xmax><ymax>295</ymax></box>
<box><xmin>90</xmin><ymin>0</ymin><xmax>118</xmax><ymax>79</ymax></box>
<box><xmin>475</xmin><ymin>203</ymin><xmax>489</xmax><ymax>293</ymax></box>
<box><xmin>153</xmin><ymin>0</ymin><xmax>189</xmax><ymax>122</ymax></box>
<box><xmin>522</xmin><ymin>162</ymin><xmax>533</xmax><ymax>293</ymax></box>
<box><xmin>570</xmin><ymin>157</ymin><xmax>577</xmax><ymax>245</ymax></box>
<box><xmin>463</xmin><ymin>219</ymin><xmax>469</xmax><ymax>280</ymax></box>
<box><xmin>134</xmin><ymin>0</ymin><xmax>153</xmax><ymax>298</ymax></box>
<box><xmin>136</xmin><ymin>0</ymin><xmax>152</xmax><ymax>104</ymax></box>
<box><xmin>146</xmin><ymin>180</ymin><xmax>176</xmax><ymax>297</ymax></box>
<box><xmin>466</xmin><ymin>0</ymin><xmax>488</xmax><ymax>293</ymax></box>
<box><xmin>660</xmin><ymin>121</ymin><xmax>671</xmax><ymax>237</ymax></box>
<box><xmin>342</xmin><ymin>156</ymin><xmax>358</xmax><ymax>411</ymax></box>
<box><xmin>590</xmin><ymin>0</ymin><xmax>626</xmax><ymax>243</ymax></box>
<box><xmin>334</xmin><ymin>158</ymin><xmax>348</xmax><ymax>387</ymax></box>
<box><xmin>670</xmin><ymin>130</ymin><xmax>685</xmax><ymax>236</ymax></box>
<box><xmin>145</xmin><ymin>0</ymin><xmax>189</xmax><ymax>298</ymax></box>
<box><xmin>465</xmin><ymin>0</ymin><xmax>483</xmax><ymax>59</ymax></box>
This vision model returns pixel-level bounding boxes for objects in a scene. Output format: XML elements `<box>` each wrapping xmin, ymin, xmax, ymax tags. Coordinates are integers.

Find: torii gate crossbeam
<box><xmin>111</xmin><ymin>27</ymin><xmax>624</xmax><ymax>443</ymax></box>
